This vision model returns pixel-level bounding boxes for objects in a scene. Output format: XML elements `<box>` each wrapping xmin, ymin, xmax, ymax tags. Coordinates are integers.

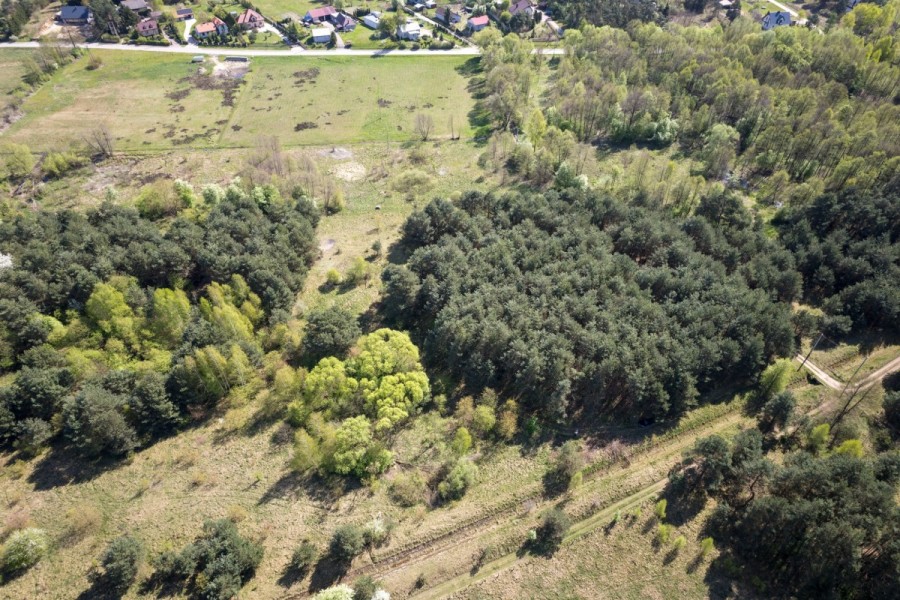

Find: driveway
<box><xmin>182</xmin><ymin>18</ymin><xmax>196</xmax><ymax>44</ymax></box>
<box><xmin>766</xmin><ymin>0</ymin><xmax>798</xmax><ymax>17</ymax></box>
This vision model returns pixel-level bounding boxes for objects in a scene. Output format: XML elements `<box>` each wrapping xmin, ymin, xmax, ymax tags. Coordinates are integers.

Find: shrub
<box><xmin>13</xmin><ymin>418</ymin><xmax>52</xmax><ymax>457</ymax></box>
<box><xmin>0</xmin><ymin>528</ymin><xmax>49</xmax><ymax>575</ymax></box>
<box><xmin>546</xmin><ymin>440</ymin><xmax>584</xmax><ymax>493</ymax></box>
<box><xmin>654</xmin><ymin>499</ymin><xmax>667</xmax><ymax>521</ymax></box>
<box><xmin>94</xmin><ymin>535</ymin><xmax>143</xmax><ymax>592</ymax></box>
<box><xmin>353</xmin><ymin>575</ymin><xmax>378</xmax><ymax>600</ymax></box>
<box><xmin>315</xmin><ymin>584</ymin><xmax>354</xmax><ymax>600</ymax></box>
<box><xmin>290</xmin><ymin>540</ymin><xmax>317</xmax><ymax>573</ymax></box>
<box><xmin>533</xmin><ymin>509</ymin><xmax>570</xmax><ymax>554</ymax></box>
<box><xmin>450</xmin><ymin>426</ymin><xmax>472</xmax><ymax>456</ymax></box>
<box><xmin>330</xmin><ymin>524</ymin><xmax>365</xmax><ymax>563</ymax></box>
<box><xmin>345</xmin><ymin>257</ymin><xmax>369</xmax><ymax>287</ymax></box>
<box><xmin>700</xmin><ymin>536</ymin><xmax>714</xmax><ymax>556</ymax></box>
<box><xmin>326</xmin><ymin>268</ymin><xmax>342</xmax><ymax>286</ymax></box>
<box><xmin>362</xmin><ymin>516</ymin><xmax>391</xmax><ymax>548</ymax></box>
<box><xmin>471</xmin><ymin>405</ymin><xmax>496</xmax><ymax>437</ymax></box>
<box><xmin>673</xmin><ymin>535</ymin><xmax>687</xmax><ymax>552</ymax></box>
<box><xmin>657</xmin><ymin>523</ymin><xmax>674</xmax><ymax>545</ymax></box>
<box><xmin>437</xmin><ymin>458</ymin><xmax>478</xmax><ymax>501</ymax></box>
<box><xmin>388</xmin><ymin>472</ymin><xmax>427</xmax><ymax>507</ymax></box>
<box><xmin>302</xmin><ymin>307</ymin><xmax>361</xmax><ymax>363</ymax></box>
<box><xmin>151</xmin><ymin>519</ymin><xmax>263</xmax><ymax>599</ymax></box>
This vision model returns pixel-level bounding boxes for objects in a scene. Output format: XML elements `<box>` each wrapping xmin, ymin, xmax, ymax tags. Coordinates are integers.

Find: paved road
<box><xmin>1</xmin><ymin>40</ymin><xmax>563</xmax><ymax>57</ymax></box>
<box><xmin>795</xmin><ymin>353</ymin><xmax>900</xmax><ymax>391</ymax></box>
<box><xmin>766</xmin><ymin>0</ymin><xmax>799</xmax><ymax>17</ymax></box>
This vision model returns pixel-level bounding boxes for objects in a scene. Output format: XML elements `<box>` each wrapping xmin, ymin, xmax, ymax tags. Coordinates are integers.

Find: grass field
<box><xmin>0</xmin><ymin>50</ymin><xmax>29</xmax><ymax>113</ymax></box>
<box><xmin>0</xmin><ymin>50</ymin><xmax>478</xmax><ymax>151</ymax></box>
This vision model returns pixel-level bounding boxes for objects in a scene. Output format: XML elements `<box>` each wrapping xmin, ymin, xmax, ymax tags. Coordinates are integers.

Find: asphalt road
<box><xmin>1</xmin><ymin>40</ymin><xmax>565</xmax><ymax>57</ymax></box>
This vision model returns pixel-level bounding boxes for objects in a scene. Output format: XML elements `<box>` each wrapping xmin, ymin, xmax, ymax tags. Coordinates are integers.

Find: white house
<box><xmin>397</xmin><ymin>20</ymin><xmax>421</xmax><ymax>41</ymax></box>
<box><xmin>311</xmin><ymin>27</ymin><xmax>332</xmax><ymax>43</ymax></box>
<box><xmin>362</xmin><ymin>12</ymin><xmax>381</xmax><ymax>29</ymax></box>
<box><xmin>762</xmin><ymin>10</ymin><xmax>792</xmax><ymax>30</ymax></box>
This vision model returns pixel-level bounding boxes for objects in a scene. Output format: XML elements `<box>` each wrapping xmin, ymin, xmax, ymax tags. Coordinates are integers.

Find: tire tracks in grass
<box><xmin>282</xmin><ymin>404</ymin><xmax>747</xmax><ymax>598</ymax></box>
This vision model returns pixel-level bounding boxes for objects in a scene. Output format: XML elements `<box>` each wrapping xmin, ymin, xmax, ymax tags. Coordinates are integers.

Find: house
<box><xmin>175</xmin><ymin>8</ymin><xmax>194</xmax><ymax>21</ymax></box>
<box><xmin>120</xmin><ymin>0</ymin><xmax>150</xmax><ymax>14</ymax></box>
<box><xmin>362</xmin><ymin>12</ymin><xmax>381</xmax><ymax>29</ymax></box>
<box><xmin>311</xmin><ymin>27</ymin><xmax>331</xmax><ymax>43</ymax></box>
<box><xmin>761</xmin><ymin>10</ymin><xmax>791</xmax><ymax>30</ymax></box>
<box><xmin>195</xmin><ymin>17</ymin><xmax>228</xmax><ymax>38</ymax></box>
<box><xmin>466</xmin><ymin>14</ymin><xmax>489</xmax><ymax>33</ymax></box>
<box><xmin>135</xmin><ymin>17</ymin><xmax>159</xmax><ymax>36</ymax></box>
<box><xmin>331</xmin><ymin>13</ymin><xmax>356</xmax><ymax>32</ymax></box>
<box><xmin>424</xmin><ymin>0</ymin><xmax>436</xmax><ymax>7</ymax></box>
<box><xmin>397</xmin><ymin>20</ymin><xmax>421</xmax><ymax>40</ymax></box>
<box><xmin>304</xmin><ymin>6</ymin><xmax>337</xmax><ymax>23</ymax></box>
<box><xmin>58</xmin><ymin>5</ymin><xmax>92</xmax><ymax>24</ymax></box>
<box><xmin>508</xmin><ymin>0</ymin><xmax>536</xmax><ymax>16</ymax></box>
<box><xmin>436</xmin><ymin>6</ymin><xmax>461</xmax><ymax>24</ymax></box>
<box><xmin>236</xmin><ymin>8</ymin><xmax>264</xmax><ymax>30</ymax></box>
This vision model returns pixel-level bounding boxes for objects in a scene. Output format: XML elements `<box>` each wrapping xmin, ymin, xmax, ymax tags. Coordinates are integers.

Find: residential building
<box><xmin>58</xmin><ymin>5</ymin><xmax>92</xmax><ymax>24</ymax></box>
<box><xmin>195</xmin><ymin>17</ymin><xmax>228</xmax><ymax>38</ymax></box>
<box><xmin>508</xmin><ymin>0</ymin><xmax>536</xmax><ymax>17</ymax></box>
<box><xmin>397</xmin><ymin>20</ymin><xmax>421</xmax><ymax>40</ymax></box>
<box><xmin>762</xmin><ymin>10</ymin><xmax>792</xmax><ymax>30</ymax></box>
<box><xmin>466</xmin><ymin>14</ymin><xmax>489</xmax><ymax>33</ymax></box>
<box><xmin>311</xmin><ymin>27</ymin><xmax>332</xmax><ymax>43</ymax></box>
<box><xmin>135</xmin><ymin>17</ymin><xmax>159</xmax><ymax>36</ymax></box>
<box><xmin>175</xmin><ymin>8</ymin><xmax>194</xmax><ymax>21</ymax></box>
<box><xmin>236</xmin><ymin>8</ymin><xmax>264</xmax><ymax>30</ymax></box>
<box><xmin>304</xmin><ymin>6</ymin><xmax>337</xmax><ymax>23</ymax></box>
<box><xmin>362</xmin><ymin>12</ymin><xmax>381</xmax><ymax>29</ymax></box>
<box><xmin>120</xmin><ymin>0</ymin><xmax>150</xmax><ymax>13</ymax></box>
<box><xmin>436</xmin><ymin>6</ymin><xmax>462</xmax><ymax>24</ymax></box>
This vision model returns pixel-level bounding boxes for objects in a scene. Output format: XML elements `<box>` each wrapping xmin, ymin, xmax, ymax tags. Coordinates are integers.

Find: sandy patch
<box><xmin>319</xmin><ymin>238</ymin><xmax>337</xmax><ymax>252</ymax></box>
<box><xmin>209</xmin><ymin>56</ymin><xmax>250</xmax><ymax>79</ymax></box>
<box><xmin>331</xmin><ymin>161</ymin><xmax>366</xmax><ymax>182</ymax></box>
<box><xmin>318</xmin><ymin>147</ymin><xmax>353</xmax><ymax>160</ymax></box>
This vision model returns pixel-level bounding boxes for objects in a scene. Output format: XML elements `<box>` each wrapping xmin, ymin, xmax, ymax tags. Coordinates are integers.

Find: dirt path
<box><xmin>795</xmin><ymin>353</ymin><xmax>900</xmax><ymax>391</ymax></box>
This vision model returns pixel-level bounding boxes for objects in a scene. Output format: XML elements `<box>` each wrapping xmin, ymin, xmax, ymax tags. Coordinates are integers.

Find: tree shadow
<box><xmin>277</xmin><ymin>563</ymin><xmax>309</xmax><ymax>589</ymax></box>
<box><xmin>75</xmin><ymin>576</ymin><xmax>129</xmax><ymax>600</ymax></box>
<box><xmin>454</xmin><ymin>56</ymin><xmax>482</xmax><ymax>76</ymax></box>
<box><xmin>308</xmin><ymin>553</ymin><xmax>350</xmax><ymax>593</ymax></box>
<box><xmin>27</xmin><ymin>446</ymin><xmax>122</xmax><ymax>491</ymax></box>
<box><xmin>663</xmin><ymin>547</ymin><xmax>681</xmax><ymax>565</ymax></box>
<box><xmin>686</xmin><ymin>552</ymin><xmax>706</xmax><ymax>575</ymax></box>
<box><xmin>257</xmin><ymin>470</ymin><xmax>351</xmax><ymax>507</ymax></box>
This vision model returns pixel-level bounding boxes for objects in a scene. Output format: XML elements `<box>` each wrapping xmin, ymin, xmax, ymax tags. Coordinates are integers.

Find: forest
<box><xmin>0</xmin><ymin>183</ymin><xmax>319</xmax><ymax>458</ymax></box>
<box><xmin>383</xmin><ymin>187</ymin><xmax>797</xmax><ymax>422</ymax></box>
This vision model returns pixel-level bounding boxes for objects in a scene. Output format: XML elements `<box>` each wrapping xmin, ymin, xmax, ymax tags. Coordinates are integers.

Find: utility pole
<box><xmin>796</xmin><ymin>332</ymin><xmax>824</xmax><ymax>371</ymax></box>
<box><xmin>834</xmin><ymin>354</ymin><xmax>869</xmax><ymax>409</ymax></box>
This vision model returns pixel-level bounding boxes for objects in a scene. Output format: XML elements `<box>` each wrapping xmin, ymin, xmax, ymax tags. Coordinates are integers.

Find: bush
<box><xmin>471</xmin><ymin>405</ymin><xmax>496</xmax><ymax>437</ymax></box>
<box><xmin>654</xmin><ymin>499</ymin><xmax>667</xmax><ymax>521</ymax></box>
<box><xmin>94</xmin><ymin>535</ymin><xmax>143</xmax><ymax>592</ymax></box>
<box><xmin>450</xmin><ymin>426</ymin><xmax>472</xmax><ymax>456</ymax></box>
<box><xmin>302</xmin><ymin>307</ymin><xmax>361</xmax><ymax>363</ymax></box>
<box><xmin>533</xmin><ymin>509</ymin><xmax>570</xmax><ymax>554</ymax></box>
<box><xmin>437</xmin><ymin>458</ymin><xmax>478</xmax><ymax>501</ymax></box>
<box><xmin>657</xmin><ymin>523</ymin><xmax>674</xmax><ymax>545</ymax></box>
<box><xmin>290</xmin><ymin>540</ymin><xmax>317</xmax><ymax>573</ymax></box>
<box><xmin>326</xmin><ymin>268</ymin><xmax>342</xmax><ymax>286</ymax></box>
<box><xmin>345</xmin><ymin>257</ymin><xmax>369</xmax><ymax>287</ymax></box>
<box><xmin>700</xmin><ymin>536</ymin><xmax>714</xmax><ymax>556</ymax></box>
<box><xmin>330</xmin><ymin>524</ymin><xmax>365</xmax><ymax>563</ymax></box>
<box><xmin>388</xmin><ymin>472</ymin><xmax>427</xmax><ymax>507</ymax></box>
<box><xmin>362</xmin><ymin>516</ymin><xmax>391</xmax><ymax>548</ymax></box>
<box><xmin>0</xmin><ymin>528</ymin><xmax>49</xmax><ymax>575</ymax></box>
<box><xmin>673</xmin><ymin>535</ymin><xmax>687</xmax><ymax>552</ymax></box>
<box><xmin>13</xmin><ymin>418</ymin><xmax>52</xmax><ymax>457</ymax></box>
<box><xmin>315</xmin><ymin>585</ymin><xmax>354</xmax><ymax>600</ymax></box>
<box><xmin>151</xmin><ymin>519</ymin><xmax>263</xmax><ymax>599</ymax></box>
<box><xmin>43</xmin><ymin>151</ymin><xmax>84</xmax><ymax>179</ymax></box>
<box><xmin>353</xmin><ymin>576</ymin><xmax>378</xmax><ymax>600</ymax></box>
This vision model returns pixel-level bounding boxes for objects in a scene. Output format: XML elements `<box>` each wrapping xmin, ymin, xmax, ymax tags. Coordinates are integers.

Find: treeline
<box><xmin>775</xmin><ymin>185</ymin><xmax>899</xmax><ymax>335</ymax></box>
<box><xmin>546</xmin><ymin>0</ymin><xmax>667</xmax><ymax>29</ymax></box>
<box><xmin>382</xmin><ymin>187</ymin><xmax>796</xmax><ymax>422</ymax></box>
<box><xmin>476</xmin><ymin>10</ymin><xmax>900</xmax><ymax>198</ymax></box>
<box><xmin>0</xmin><ymin>182</ymin><xmax>319</xmax><ymax>458</ymax></box>
<box><xmin>0</xmin><ymin>0</ymin><xmax>52</xmax><ymax>40</ymax></box>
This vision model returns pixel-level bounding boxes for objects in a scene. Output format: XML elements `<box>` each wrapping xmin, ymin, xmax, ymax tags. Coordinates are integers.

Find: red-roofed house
<box><xmin>466</xmin><ymin>15</ymin><xmax>489</xmax><ymax>33</ymax></box>
<box><xmin>135</xmin><ymin>17</ymin><xmax>159</xmax><ymax>36</ymax></box>
<box><xmin>237</xmin><ymin>8</ymin><xmax>264</xmax><ymax>30</ymax></box>
<box><xmin>303</xmin><ymin>6</ymin><xmax>337</xmax><ymax>23</ymax></box>
<box><xmin>195</xmin><ymin>17</ymin><xmax>228</xmax><ymax>38</ymax></box>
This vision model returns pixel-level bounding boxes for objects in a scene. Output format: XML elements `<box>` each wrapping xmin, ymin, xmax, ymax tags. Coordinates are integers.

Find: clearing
<box><xmin>0</xmin><ymin>50</ymin><xmax>478</xmax><ymax>151</ymax></box>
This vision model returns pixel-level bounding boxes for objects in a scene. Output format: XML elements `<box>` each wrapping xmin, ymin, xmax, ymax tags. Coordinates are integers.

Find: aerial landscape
<box><xmin>0</xmin><ymin>0</ymin><xmax>898</xmax><ymax>598</ymax></box>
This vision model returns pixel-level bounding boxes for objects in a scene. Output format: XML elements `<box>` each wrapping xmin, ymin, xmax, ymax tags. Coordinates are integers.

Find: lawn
<box><xmin>0</xmin><ymin>50</ymin><xmax>478</xmax><ymax>152</ymax></box>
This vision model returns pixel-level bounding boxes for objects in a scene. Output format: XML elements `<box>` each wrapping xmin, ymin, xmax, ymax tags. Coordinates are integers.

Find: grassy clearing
<box><xmin>0</xmin><ymin>50</ymin><xmax>478</xmax><ymax>152</ymax></box>
<box><xmin>801</xmin><ymin>333</ymin><xmax>900</xmax><ymax>383</ymax></box>
<box><xmin>0</xmin><ymin>50</ymin><xmax>29</xmax><ymax>112</ymax></box>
